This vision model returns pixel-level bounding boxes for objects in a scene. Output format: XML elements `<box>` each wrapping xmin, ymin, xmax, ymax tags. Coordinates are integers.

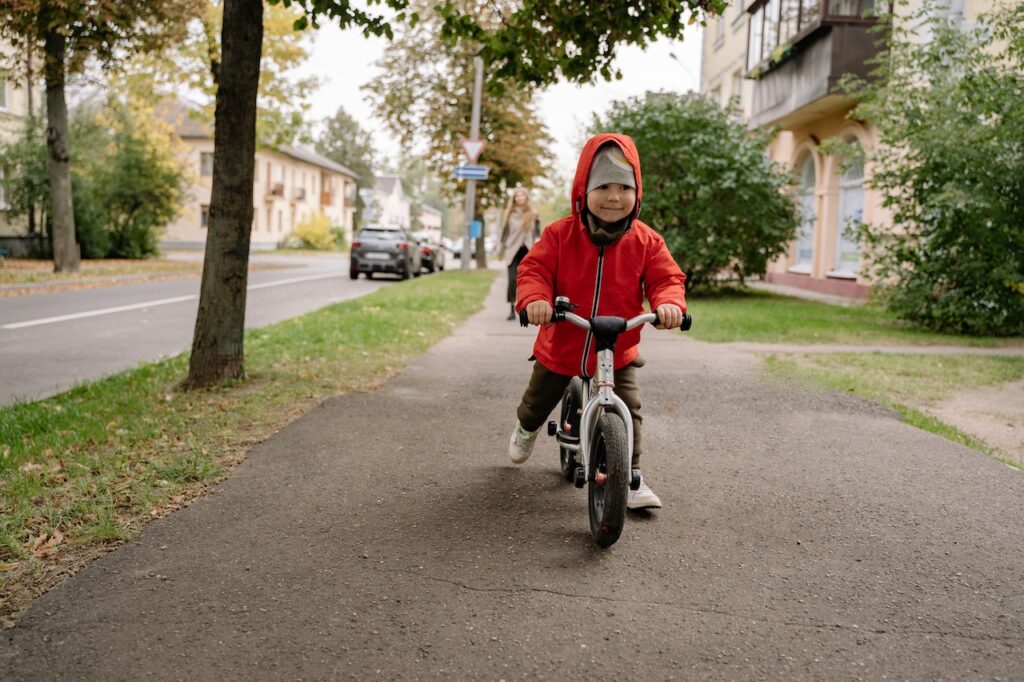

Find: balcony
<box><xmin>320</xmin><ymin>191</ymin><xmax>334</xmax><ymax>207</ymax></box>
<box><xmin>292</xmin><ymin>187</ymin><xmax>306</xmax><ymax>202</ymax></box>
<box><xmin>745</xmin><ymin>0</ymin><xmax>884</xmax><ymax>129</ymax></box>
<box><xmin>266</xmin><ymin>182</ymin><xmax>285</xmax><ymax>200</ymax></box>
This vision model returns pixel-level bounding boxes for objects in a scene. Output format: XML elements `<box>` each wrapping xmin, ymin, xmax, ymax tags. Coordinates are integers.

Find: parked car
<box><xmin>349</xmin><ymin>224</ymin><xmax>422</xmax><ymax>280</ymax></box>
<box><xmin>413</xmin><ymin>232</ymin><xmax>446</xmax><ymax>273</ymax></box>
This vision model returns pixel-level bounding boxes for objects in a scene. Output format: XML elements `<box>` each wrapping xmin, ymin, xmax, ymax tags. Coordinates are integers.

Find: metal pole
<box><xmin>460</xmin><ymin>56</ymin><xmax>484</xmax><ymax>272</ymax></box>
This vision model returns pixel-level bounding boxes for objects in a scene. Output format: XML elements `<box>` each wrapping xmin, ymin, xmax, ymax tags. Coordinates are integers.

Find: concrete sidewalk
<box><xmin>3</xmin><ymin>275</ymin><xmax>1023</xmax><ymax>680</ymax></box>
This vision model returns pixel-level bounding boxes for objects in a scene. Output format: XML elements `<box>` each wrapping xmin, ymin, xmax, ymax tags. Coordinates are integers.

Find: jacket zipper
<box><xmin>579</xmin><ymin>246</ymin><xmax>605</xmax><ymax>378</ymax></box>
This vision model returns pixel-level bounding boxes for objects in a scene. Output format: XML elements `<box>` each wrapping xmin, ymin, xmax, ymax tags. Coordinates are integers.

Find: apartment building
<box><xmin>701</xmin><ymin>0</ymin><xmax>982</xmax><ymax>298</ymax></box>
<box><xmin>162</xmin><ymin>102</ymin><xmax>358</xmax><ymax>251</ymax></box>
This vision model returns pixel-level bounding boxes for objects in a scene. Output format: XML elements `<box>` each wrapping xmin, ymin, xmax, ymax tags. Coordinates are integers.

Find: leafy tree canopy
<box><xmin>365</xmin><ymin>0</ymin><xmax>554</xmax><ymax>207</ymax></box>
<box><xmin>119</xmin><ymin>0</ymin><xmax>318</xmax><ymax>147</ymax></box>
<box><xmin>840</xmin><ymin>1</ymin><xmax>1024</xmax><ymax>335</ymax></box>
<box><xmin>591</xmin><ymin>92</ymin><xmax>800</xmax><ymax>290</ymax></box>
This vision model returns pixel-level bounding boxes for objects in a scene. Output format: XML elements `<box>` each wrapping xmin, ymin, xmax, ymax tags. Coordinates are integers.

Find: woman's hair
<box><xmin>504</xmin><ymin>187</ymin><xmax>536</xmax><ymax>221</ymax></box>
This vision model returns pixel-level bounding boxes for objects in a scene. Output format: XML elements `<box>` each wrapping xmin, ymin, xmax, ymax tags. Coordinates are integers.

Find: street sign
<box><xmin>461</xmin><ymin>138</ymin><xmax>486</xmax><ymax>164</ymax></box>
<box><xmin>454</xmin><ymin>165</ymin><xmax>489</xmax><ymax>180</ymax></box>
<box><xmin>470</xmin><ymin>220</ymin><xmax>482</xmax><ymax>238</ymax></box>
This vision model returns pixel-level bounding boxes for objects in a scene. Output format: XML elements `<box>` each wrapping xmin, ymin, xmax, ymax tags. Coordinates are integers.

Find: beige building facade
<box><xmin>701</xmin><ymin>0</ymin><xmax>984</xmax><ymax>298</ymax></box>
<box><xmin>0</xmin><ymin>43</ymin><xmax>43</xmax><ymax>254</ymax></box>
<box><xmin>162</xmin><ymin>105</ymin><xmax>358</xmax><ymax>251</ymax></box>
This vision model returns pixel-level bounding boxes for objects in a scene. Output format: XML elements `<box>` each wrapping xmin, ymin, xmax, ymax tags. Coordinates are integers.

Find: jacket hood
<box><xmin>571</xmin><ymin>133</ymin><xmax>643</xmax><ymax>221</ymax></box>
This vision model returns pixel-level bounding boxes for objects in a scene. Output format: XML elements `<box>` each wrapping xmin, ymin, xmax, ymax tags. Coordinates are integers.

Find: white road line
<box><xmin>2</xmin><ymin>272</ymin><xmax>346</xmax><ymax>330</ymax></box>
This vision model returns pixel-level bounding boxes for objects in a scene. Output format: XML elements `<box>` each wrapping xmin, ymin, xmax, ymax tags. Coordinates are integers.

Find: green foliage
<box><xmin>364</xmin><ymin>1</ymin><xmax>555</xmax><ymax>208</ymax></box>
<box><xmin>315</xmin><ymin>106</ymin><xmax>376</xmax><ymax>229</ymax></box>
<box><xmin>435</xmin><ymin>0</ymin><xmax>726</xmax><ymax>89</ymax></box>
<box><xmin>0</xmin><ymin>98</ymin><xmax>188</xmax><ymax>259</ymax></box>
<box><xmin>840</xmin><ymin>2</ymin><xmax>1024</xmax><ymax>336</ymax></box>
<box><xmin>591</xmin><ymin>92</ymin><xmax>800</xmax><ymax>290</ymax></box>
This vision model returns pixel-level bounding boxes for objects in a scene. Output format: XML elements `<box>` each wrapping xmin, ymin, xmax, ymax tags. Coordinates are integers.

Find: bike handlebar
<box><xmin>518</xmin><ymin>307</ymin><xmax>692</xmax><ymax>332</ymax></box>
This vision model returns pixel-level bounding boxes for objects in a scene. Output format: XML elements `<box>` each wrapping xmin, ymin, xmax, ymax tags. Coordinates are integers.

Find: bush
<box><xmin>0</xmin><ymin>96</ymin><xmax>187</xmax><ymax>260</ymax></box>
<box><xmin>842</xmin><ymin>2</ymin><xmax>1024</xmax><ymax>336</ymax></box>
<box><xmin>291</xmin><ymin>212</ymin><xmax>338</xmax><ymax>251</ymax></box>
<box><xmin>590</xmin><ymin>92</ymin><xmax>801</xmax><ymax>290</ymax></box>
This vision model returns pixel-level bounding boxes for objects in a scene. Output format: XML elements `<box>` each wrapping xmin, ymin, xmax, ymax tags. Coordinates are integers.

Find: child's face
<box><xmin>586</xmin><ymin>184</ymin><xmax>636</xmax><ymax>223</ymax></box>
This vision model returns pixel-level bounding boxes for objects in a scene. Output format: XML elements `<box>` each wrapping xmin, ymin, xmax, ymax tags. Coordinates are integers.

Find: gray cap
<box><xmin>586</xmin><ymin>145</ymin><xmax>636</xmax><ymax>193</ymax></box>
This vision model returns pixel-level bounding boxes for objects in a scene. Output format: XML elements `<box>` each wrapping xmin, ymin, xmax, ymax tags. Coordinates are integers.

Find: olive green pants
<box><xmin>516</xmin><ymin>360</ymin><xmax>643</xmax><ymax>468</ymax></box>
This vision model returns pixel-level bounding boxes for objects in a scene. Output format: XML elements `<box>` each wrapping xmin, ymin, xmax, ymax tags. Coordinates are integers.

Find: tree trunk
<box><xmin>185</xmin><ymin>0</ymin><xmax>263</xmax><ymax>389</ymax></box>
<box><xmin>43</xmin><ymin>31</ymin><xmax>80</xmax><ymax>273</ymax></box>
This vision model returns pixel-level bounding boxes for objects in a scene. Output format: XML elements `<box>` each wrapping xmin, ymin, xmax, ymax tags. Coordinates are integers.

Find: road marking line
<box><xmin>2</xmin><ymin>272</ymin><xmax>346</xmax><ymax>329</ymax></box>
<box><xmin>247</xmin><ymin>273</ymin><xmax>345</xmax><ymax>290</ymax></box>
<box><xmin>2</xmin><ymin>295</ymin><xmax>199</xmax><ymax>329</ymax></box>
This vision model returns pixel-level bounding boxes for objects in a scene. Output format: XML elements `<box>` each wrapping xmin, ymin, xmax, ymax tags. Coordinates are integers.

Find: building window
<box><xmin>834</xmin><ymin>152</ymin><xmax>864</xmax><ymax>277</ymax></box>
<box><xmin>714</xmin><ymin>15</ymin><xmax>725</xmax><ymax>48</ymax></box>
<box><xmin>747</xmin><ymin>6</ymin><xmax>765</xmax><ymax>72</ymax></box>
<box><xmin>200</xmin><ymin>204</ymin><xmax>210</xmax><ymax>229</ymax></box>
<box><xmin>278</xmin><ymin>210</ymin><xmax>283</xmax><ymax>232</ymax></box>
<box><xmin>793</xmin><ymin>155</ymin><xmax>816</xmax><ymax>272</ymax></box>
<box><xmin>0</xmin><ymin>166</ymin><xmax>8</xmax><ymax>209</ymax></box>
<box><xmin>200</xmin><ymin>152</ymin><xmax>214</xmax><ymax>177</ymax></box>
<box><xmin>0</xmin><ymin>71</ymin><xmax>7</xmax><ymax>110</ymax></box>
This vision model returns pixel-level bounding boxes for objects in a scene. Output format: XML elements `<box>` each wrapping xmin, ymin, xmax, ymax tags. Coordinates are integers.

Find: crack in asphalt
<box><xmin>375</xmin><ymin>567</ymin><xmax>1024</xmax><ymax>644</ymax></box>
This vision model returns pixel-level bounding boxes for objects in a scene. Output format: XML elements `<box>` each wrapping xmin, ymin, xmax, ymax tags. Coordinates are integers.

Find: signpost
<box><xmin>461</xmin><ymin>57</ymin><xmax>485</xmax><ymax>272</ymax></box>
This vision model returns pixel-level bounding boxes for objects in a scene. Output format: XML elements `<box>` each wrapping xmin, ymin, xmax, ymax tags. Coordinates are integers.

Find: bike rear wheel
<box><xmin>559</xmin><ymin>378</ymin><xmax>583</xmax><ymax>482</ymax></box>
<box><xmin>588</xmin><ymin>412</ymin><xmax>629</xmax><ymax>547</ymax></box>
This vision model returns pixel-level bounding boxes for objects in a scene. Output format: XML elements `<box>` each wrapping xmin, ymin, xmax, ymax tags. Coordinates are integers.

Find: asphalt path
<box><xmin>2</xmin><ymin>277</ymin><xmax>1023</xmax><ymax>680</ymax></box>
<box><xmin>0</xmin><ymin>254</ymin><xmax>389</xmax><ymax>405</ymax></box>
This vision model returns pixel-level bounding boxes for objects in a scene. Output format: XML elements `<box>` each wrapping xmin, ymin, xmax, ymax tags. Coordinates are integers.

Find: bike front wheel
<box><xmin>588</xmin><ymin>412</ymin><xmax>630</xmax><ymax>547</ymax></box>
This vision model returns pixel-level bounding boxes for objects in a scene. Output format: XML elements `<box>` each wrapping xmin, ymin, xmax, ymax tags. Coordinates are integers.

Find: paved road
<box><xmin>0</xmin><ymin>253</ymin><xmax>389</xmax><ymax>405</ymax></box>
<box><xmin>2</xmin><ymin>277</ymin><xmax>1023</xmax><ymax>680</ymax></box>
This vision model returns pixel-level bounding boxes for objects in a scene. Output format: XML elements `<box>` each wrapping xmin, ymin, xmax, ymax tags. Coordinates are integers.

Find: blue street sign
<box><xmin>470</xmin><ymin>220</ymin><xmax>482</xmax><ymax>238</ymax></box>
<box><xmin>454</xmin><ymin>165</ymin><xmax>490</xmax><ymax>180</ymax></box>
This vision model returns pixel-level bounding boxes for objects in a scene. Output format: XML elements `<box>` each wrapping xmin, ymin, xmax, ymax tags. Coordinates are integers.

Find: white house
<box><xmin>360</xmin><ymin>174</ymin><xmax>412</xmax><ymax>229</ymax></box>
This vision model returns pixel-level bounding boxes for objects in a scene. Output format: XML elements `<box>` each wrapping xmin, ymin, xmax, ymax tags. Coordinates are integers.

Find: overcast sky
<box><xmin>297</xmin><ymin>21</ymin><xmax>704</xmax><ymax>178</ymax></box>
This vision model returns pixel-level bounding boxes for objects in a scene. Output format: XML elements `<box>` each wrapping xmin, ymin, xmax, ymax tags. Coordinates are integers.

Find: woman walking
<box><xmin>498</xmin><ymin>187</ymin><xmax>541</xmax><ymax>320</ymax></box>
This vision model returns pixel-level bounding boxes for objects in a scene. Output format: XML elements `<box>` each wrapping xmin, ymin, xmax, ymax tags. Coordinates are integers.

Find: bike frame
<box><xmin>557</xmin><ymin>311</ymin><xmax>655</xmax><ymax>482</ymax></box>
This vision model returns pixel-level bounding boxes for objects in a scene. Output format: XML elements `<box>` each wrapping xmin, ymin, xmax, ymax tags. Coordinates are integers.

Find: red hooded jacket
<box><xmin>516</xmin><ymin>133</ymin><xmax>687</xmax><ymax>377</ymax></box>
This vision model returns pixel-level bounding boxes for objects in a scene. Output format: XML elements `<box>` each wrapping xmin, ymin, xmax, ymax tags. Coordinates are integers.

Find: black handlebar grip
<box><xmin>680</xmin><ymin>314</ymin><xmax>692</xmax><ymax>332</ymax></box>
<box><xmin>518</xmin><ymin>309</ymin><xmax>529</xmax><ymax>327</ymax></box>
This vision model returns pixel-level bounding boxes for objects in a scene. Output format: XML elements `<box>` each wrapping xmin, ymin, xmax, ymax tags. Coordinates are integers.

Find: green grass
<box><xmin>764</xmin><ymin>352</ymin><xmax>1024</xmax><ymax>464</ymax></box>
<box><xmin>0</xmin><ymin>270</ymin><xmax>494</xmax><ymax>616</ymax></box>
<box><xmin>687</xmin><ymin>289</ymin><xmax>1024</xmax><ymax>347</ymax></box>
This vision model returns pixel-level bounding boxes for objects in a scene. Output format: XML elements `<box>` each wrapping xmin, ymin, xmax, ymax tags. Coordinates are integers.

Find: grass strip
<box><xmin>763</xmin><ymin>352</ymin><xmax>1024</xmax><ymax>466</ymax></box>
<box><xmin>0</xmin><ymin>269</ymin><xmax>494</xmax><ymax>620</ymax></box>
<box><xmin>688</xmin><ymin>288</ymin><xmax>1024</xmax><ymax>347</ymax></box>
<box><xmin>0</xmin><ymin>258</ymin><xmax>204</xmax><ymax>286</ymax></box>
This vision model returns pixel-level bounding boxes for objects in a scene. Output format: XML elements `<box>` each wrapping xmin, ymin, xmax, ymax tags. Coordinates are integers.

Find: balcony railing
<box><xmin>267</xmin><ymin>182</ymin><xmax>285</xmax><ymax>199</ymax></box>
<box><xmin>744</xmin><ymin>0</ymin><xmax>885</xmax><ymax>128</ymax></box>
<box><xmin>320</xmin><ymin>191</ymin><xmax>334</xmax><ymax>207</ymax></box>
<box><xmin>292</xmin><ymin>187</ymin><xmax>306</xmax><ymax>202</ymax></box>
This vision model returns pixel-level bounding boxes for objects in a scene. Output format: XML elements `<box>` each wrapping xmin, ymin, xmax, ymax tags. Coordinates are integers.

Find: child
<box><xmin>509</xmin><ymin>133</ymin><xmax>687</xmax><ymax>510</ymax></box>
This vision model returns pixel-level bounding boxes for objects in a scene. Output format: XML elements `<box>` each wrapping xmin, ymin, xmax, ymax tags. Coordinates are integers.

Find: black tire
<box><xmin>349</xmin><ymin>270</ymin><xmax>358</xmax><ymax>280</ymax></box>
<box><xmin>366</xmin><ymin>271</ymin><xmax>373</xmax><ymax>280</ymax></box>
<box><xmin>400</xmin><ymin>267</ymin><xmax>410</xmax><ymax>280</ymax></box>
<box><xmin>559</xmin><ymin>378</ymin><xmax>583</xmax><ymax>482</ymax></box>
<box><xmin>588</xmin><ymin>412</ymin><xmax>630</xmax><ymax>548</ymax></box>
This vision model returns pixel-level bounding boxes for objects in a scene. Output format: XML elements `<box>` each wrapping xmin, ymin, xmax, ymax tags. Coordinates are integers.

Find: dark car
<box><xmin>349</xmin><ymin>225</ymin><xmax>422</xmax><ymax>280</ymax></box>
<box><xmin>414</xmin><ymin>233</ymin><xmax>446</xmax><ymax>273</ymax></box>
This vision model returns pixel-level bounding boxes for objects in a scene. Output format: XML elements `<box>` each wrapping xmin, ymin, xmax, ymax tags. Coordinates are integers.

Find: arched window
<box><xmin>834</xmin><ymin>152</ymin><xmax>864</xmax><ymax>276</ymax></box>
<box><xmin>793</xmin><ymin>155</ymin><xmax>816</xmax><ymax>272</ymax></box>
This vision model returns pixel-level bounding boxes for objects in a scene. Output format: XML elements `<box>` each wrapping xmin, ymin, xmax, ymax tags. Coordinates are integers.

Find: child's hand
<box><xmin>655</xmin><ymin>304</ymin><xmax>684</xmax><ymax>329</ymax></box>
<box><xmin>526</xmin><ymin>300</ymin><xmax>553</xmax><ymax>326</ymax></box>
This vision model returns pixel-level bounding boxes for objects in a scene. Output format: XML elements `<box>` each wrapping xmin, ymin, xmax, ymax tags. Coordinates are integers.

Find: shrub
<box><xmin>590</xmin><ymin>92</ymin><xmax>801</xmax><ymax>290</ymax></box>
<box><xmin>842</xmin><ymin>2</ymin><xmax>1024</xmax><ymax>335</ymax></box>
<box><xmin>291</xmin><ymin>212</ymin><xmax>338</xmax><ymax>251</ymax></box>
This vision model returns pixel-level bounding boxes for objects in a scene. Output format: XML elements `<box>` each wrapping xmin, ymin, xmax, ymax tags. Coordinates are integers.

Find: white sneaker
<box><xmin>508</xmin><ymin>421</ymin><xmax>540</xmax><ymax>464</ymax></box>
<box><xmin>627</xmin><ymin>475</ymin><xmax>662</xmax><ymax>510</ymax></box>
